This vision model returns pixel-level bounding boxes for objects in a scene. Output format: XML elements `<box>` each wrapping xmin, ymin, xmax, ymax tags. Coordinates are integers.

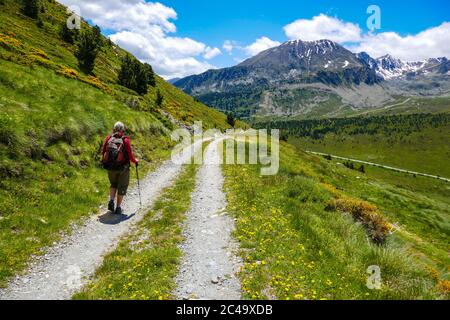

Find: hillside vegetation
<box><xmin>0</xmin><ymin>0</ymin><xmax>233</xmax><ymax>285</ymax></box>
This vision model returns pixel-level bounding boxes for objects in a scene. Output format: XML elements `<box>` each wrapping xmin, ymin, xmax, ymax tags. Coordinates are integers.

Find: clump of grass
<box><xmin>326</xmin><ymin>198</ymin><xmax>393</xmax><ymax>244</ymax></box>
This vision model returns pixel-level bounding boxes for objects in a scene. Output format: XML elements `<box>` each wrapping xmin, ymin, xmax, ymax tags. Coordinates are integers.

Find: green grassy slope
<box><xmin>0</xmin><ymin>0</ymin><xmax>234</xmax><ymax>285</ymax></box>
<box><xmin>353</xmin><ymin>96</ymin><xmax>450</xmax><ymax>117</ymax></box>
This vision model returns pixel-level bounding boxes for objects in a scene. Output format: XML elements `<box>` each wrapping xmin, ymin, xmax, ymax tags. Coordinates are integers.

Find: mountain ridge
<box><xmin>174</xmin><ymin>39</ymin><xmax>450</xmax><ymax>119</ymax></box>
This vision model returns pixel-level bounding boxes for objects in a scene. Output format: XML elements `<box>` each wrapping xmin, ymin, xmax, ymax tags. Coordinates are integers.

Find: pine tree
<box><xmin>118</xmin><ymin>55</ymin><xmax>136</xmax><ymax>90</ymax></box>
<box><xmin>118</xmin><ymin>56</ymin><xmax>156</xmax><ymax>95</ymax></box>
<box><xmin>22</xmin><ymin>0</ymin><xmax>40</xmax><ymax>19</ymax></box>
<box><xmin>156</xmin><ymin>90</ymin><xmax>164</xmax><ymax>107</ymax></box>
<box><xmin>227</xmin><ymin>112</ymin><xmax>236</xmax><ymax>127</ymax></box>
<box><xmin>143</xmin><ymin>63</ymin><xmax>156</xmax><ymax>87</ymax></box>
<box><xmin>61</xmin><ymin>23</ymin><xmax>77</xmax><ymax>44</ymax></box>
<box><xmin>75</xmin><ymin>27</ymin><xmax>101</xmax><ymax>74</ymax></box>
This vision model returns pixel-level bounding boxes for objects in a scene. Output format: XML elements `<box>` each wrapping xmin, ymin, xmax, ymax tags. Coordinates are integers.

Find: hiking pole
<box><xmin>136</xmin><ymin>163</ymin><xmax>142</xmax><ymax>209</ymax></box>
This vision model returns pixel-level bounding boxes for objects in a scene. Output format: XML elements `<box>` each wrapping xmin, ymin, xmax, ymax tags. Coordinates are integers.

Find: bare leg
<box><xmin>109</xmin><ymin>188</ymin><xmax>117</xmax><ymax>201</ymax></box>
<box><xmin>117</xmin><ymin>195</ymin><xmax>124</xmax><ymax>208</ymax></box>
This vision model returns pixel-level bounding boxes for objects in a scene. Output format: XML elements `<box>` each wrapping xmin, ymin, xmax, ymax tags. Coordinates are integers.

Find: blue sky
<box><xmin>59</xmin><ymin>0</ymin><xmax>450</xmax><ymax>78</ymax></box>
<box><xmin>162</xmin><ymin>0</ymin><xmax>450</xmax><ymax>68</ymax></box>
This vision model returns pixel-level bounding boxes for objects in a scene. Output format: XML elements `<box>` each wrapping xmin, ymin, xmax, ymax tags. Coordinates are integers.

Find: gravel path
<box><xmin>175</xmin><ymin>139</ymin><xmax>242</xmax><ymax>300</ymax></box>
<box><xmin>0</xmin><ymin>140</ymin><xmax>204</xmax><ymax>300</ymax></box>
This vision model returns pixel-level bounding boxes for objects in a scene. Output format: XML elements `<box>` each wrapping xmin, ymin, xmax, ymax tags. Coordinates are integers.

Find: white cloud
<box><xmin>283</xmin><ymin>14</ymin><xmax>450</xmax><ymax>61</ymax></box>
<box><xmin>57</xmin><ymin>0</ymin><xmax>217</xmax><ymax>78</ymax></box>
<box><xmin>352</xmin><ymin>23</ymin><xmax>450</xmax><ymax>61</ymax></box>
<box><xmin>203</xmin><ymin>47</ymin><xmax>222</xmax><ymax>60</ymax></box>
<box><xmin>244</xmin><ymin>37</ymin><xmax>281</xmax><ymax>56</ymax></box>
<box><xmin>284</xmin><ymin>14</ymin><xmax>362</xmax><ymax>43</ymax></box>
<box><xmin>223</xmin><ymin>40</ymin><xmax>236</xmax><ymax>54</ymax></box>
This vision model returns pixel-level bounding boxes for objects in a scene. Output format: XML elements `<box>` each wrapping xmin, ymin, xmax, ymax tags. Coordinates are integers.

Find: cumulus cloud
<box><xmin>352</xmin><ymin>23</ymin><xmax>450</xmax><ymax>61</ymax></box>
<box><xmin>244</xmin><ymin>37</ymin><xmax>281</xmax><ymax>56</ymax></box>
<box><xmin>284</xmin><ymin>14</ymin><xmax>362</xmax><ymax>43</ymax></box>
<box><xmin>284</xmin><ymin>14</ymin><xmax>450</xmax><ymax>61</ymax></box>
<box><xmin>58</xmin><ymin>0</ymin><xmax>219</xmax><ymax>78</ymax></box>
<box><xmin>204</xmin><ymin>47</ymin><xmax>222</xmax><ymax>60</ymax></box>
<box><xmin>223</xmin><ymin>40</ymin><xmax>237</xmax><ymax>54</ymax></box>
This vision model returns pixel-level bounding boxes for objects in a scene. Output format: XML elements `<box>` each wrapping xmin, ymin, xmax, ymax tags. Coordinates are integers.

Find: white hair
<box><xmin>113</xmin><ymin>121</ymin><xmax>125</xmax><ymax>133</ymax></box>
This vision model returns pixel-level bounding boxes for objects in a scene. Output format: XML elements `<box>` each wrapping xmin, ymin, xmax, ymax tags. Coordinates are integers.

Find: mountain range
<box><xmin>174</xmin><ymin>39</ymin><xmax>450</xmax><ymax>119</ymax></box>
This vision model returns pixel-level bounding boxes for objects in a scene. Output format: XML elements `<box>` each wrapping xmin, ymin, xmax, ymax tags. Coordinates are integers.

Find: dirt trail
<box><xmin>0</xmin><ymin>141</ymin><xmax>204</xmax><ymax>300</ymax></box>
<box><xmin>175</xmin><ymin>139</ymin><xmax>242</xmax><ymax>300</ymax></box>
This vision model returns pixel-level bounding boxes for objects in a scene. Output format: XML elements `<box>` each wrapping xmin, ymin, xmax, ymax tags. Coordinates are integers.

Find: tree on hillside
<box><xmin>118</xmin><ymin>55</ymin><xmax>155</xmax><ymax>95</ymax></box>
<box><xmin>118</xmin><ymin>55</ymin><xmax>135</xmax><ymax>90</ymax></box>
<box><xmin>143</xmin><ymin>63</ymin><xmax>156</xmax><ymax>87</ymax></box>
<box><xmin>22</xmin><ymin>0</ymin><xmax>40</xmax><ymax>19</ymax></box>
<box><xmin>227</xmin><ymin>112</ymin><xmax>236</xmax><ymax>128</ymax></box>
<box><xmin>156</xmin><ymin>90</ymin><xmax>164</xmax><ymax>107</ymax></box>
<box><xmin>75</xmin><ymin>27</ymin><xmax>102</xmax><ymax>74</ymax></box>
<box><xmin>92</xmin><ymin>25</ymin><xmax>104</xmax><ymax>48</ymax></box>
<box><xmin>61</xmin><ymin>23</ymin><xmax>77</xmax><ymax>44</ymax></box>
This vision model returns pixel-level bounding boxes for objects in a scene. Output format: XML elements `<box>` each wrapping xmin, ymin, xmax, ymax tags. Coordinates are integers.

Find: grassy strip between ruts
<box><xmin>73</xmin><ymin>161</ymin><xmax>199</xmax><ymax>300</ymax></box>
<box><xmin>222</xmin><ymin>140</ymin><xmax>445</xmax><ymax>300</ymax></box>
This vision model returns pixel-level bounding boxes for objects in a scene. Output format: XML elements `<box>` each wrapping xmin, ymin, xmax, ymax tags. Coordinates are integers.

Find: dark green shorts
<box><xmin>108</xmin><ymin>167</ymin><xmax>130</xmax><ymax>196</ymax></box>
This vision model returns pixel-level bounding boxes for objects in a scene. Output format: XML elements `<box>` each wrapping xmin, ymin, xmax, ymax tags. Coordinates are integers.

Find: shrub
<box><xmin>81</xmin><ymin>75</ymin><xmax>110</xmax><ymax>92</ymax></box>
<box><xmin>29</xmin><ymin>47</ymin><xmax>48</xmax><ymax>59</ymax></box>
<box><xmin>58</xmin><ymin>67</ymin><xmax>79</xmax><ymax>79</ymax></box>
<box><xmin>326</xmin><ymin>197</ymin><xmax>393</xmax><ymax>244</ymax></box>
<box><xmin>358</xmin><ymin>165</ymin><xmax>366</xmax><ymax>173</ymax></box>
<box><xmin>343</xmin><ymin>161</ymin><xmax>355</xmax><ymax>170</ymax></box>
<box><xmin>0</xmin><ymin>33</ymin><xmax>23</xmax><ymax>52</ymax></box>
<box><xmin>437</xmin><ymin>280</ymin><xmax>450</xmax><ymax>296</ymax></box>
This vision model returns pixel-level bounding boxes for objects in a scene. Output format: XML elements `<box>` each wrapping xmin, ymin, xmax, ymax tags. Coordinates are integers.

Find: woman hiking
<box><xmin>101</xmin><ymin>122</ymin><xmax>139</xmax><ymax>215</ymax></box>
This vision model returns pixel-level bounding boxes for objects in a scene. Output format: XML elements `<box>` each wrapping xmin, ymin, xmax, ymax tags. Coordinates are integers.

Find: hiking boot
<box><xmin>108</xmin><ymin>200</ymin><xmax>115</xmax><ymax>212</ymax></box>
<box><xmin>114</xmin><ymin>206</ymin><xmax>123</xmax><ymax>215</ymax></box>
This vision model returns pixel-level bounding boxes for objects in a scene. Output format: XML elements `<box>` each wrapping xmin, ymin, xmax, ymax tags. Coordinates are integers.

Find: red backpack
<box><xmin>102</xmin><ymin>135</ymin><xmax>129</xmax><ymax>170</ymax></box>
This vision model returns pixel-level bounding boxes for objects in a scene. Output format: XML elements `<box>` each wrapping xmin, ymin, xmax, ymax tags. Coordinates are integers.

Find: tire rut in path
<box><xmin>175</xmin><ymin>139</ymin><xmax>242</xmax><ymax>300</ymax></box>
<box><xmin>0</xmin><ymin>141</ymin><xmax>204</xmax><ymax>300</ymax></box>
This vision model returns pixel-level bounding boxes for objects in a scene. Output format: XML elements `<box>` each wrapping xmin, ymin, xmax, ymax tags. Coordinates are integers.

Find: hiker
<box><xmin>101</xmin><ymin>122</ymin><xmax>139</xmax><ymax>215</ymax></box>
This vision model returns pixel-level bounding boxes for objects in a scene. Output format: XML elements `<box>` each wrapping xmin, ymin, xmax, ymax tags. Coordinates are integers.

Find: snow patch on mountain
<box><xmin>365</xmin><ymin>54</ymin><xmax>449</xmax><ymax>80</ymax></box>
